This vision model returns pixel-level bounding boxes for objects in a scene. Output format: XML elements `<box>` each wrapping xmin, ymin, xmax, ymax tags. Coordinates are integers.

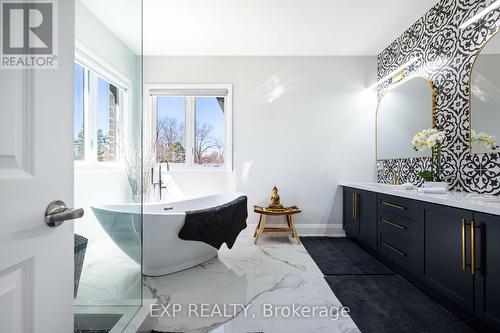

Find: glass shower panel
<box><xmin>74</xmin><ymin>0</ymin><xmax>143</xmax><ymax>332</ymax></box>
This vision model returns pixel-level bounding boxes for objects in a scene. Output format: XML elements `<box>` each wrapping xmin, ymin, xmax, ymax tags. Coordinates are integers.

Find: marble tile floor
<box><xmin>144</xmin><ymin>229</ymin><xmax>360</xmax><ymax>333</ymax></box>
<box><xmin>76</xmin><ymin>241</ymin><xmax>142</xmax><ymax>306</ymax></box>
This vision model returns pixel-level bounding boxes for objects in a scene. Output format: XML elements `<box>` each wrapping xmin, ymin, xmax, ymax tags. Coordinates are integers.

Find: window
<box><xmin>96</xmin><ymin>76</ymin><xmax>119</xmax><ymax>162</ymax></box>
<box><xmin>74</xmin><ymin>62</ymin><xmax>126</xmax><ymax>163</ymax></box>
<box><xmin>156</xmin><ymin>97</ymin><xmax>186</xmax><ymax>164</ymax></box>
<box><xmin>194</xmin><ymin>97</ymin><xmax>225</xmax><ymax>166</ymax></box>
<box><xmin>148</xmin><ymin>85</ymin><xmax>232</xmax><ymax>170</ymax></box>
<box><xmin>74</xmin><ymin>64</ymin><xmax>85</xmax><ymax>161</ymax></box>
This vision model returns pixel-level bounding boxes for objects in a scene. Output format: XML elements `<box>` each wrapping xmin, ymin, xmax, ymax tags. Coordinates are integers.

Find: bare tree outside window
<box><xmin>156</xmin><ymin>96</ymin><xmax>187</xmax><ymax>164</ymax></box>
<box><xmin>156</xmin><ymin>117</ymin><xmax>186</xmax><ymax>163</ymax></box>
<box><xmin>194</xmin><ymin>97</ymin><xmax>225</xmax><ymax>166</ymax></box>
<box><xmin>194</xmin><ymin>122</ymin><xmax>224</xmax><ymax>165</ymax></box>
<box><xmin>155</xmin><ymin>95</ymin><xmax>226</xmax><ymax>167</ymax></box>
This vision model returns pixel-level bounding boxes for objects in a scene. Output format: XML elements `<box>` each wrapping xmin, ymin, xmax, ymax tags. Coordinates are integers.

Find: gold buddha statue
<box><xmin>268</xmin><ymin>186</ymin><xmax>284</xmax><ymax>210</ymax></box>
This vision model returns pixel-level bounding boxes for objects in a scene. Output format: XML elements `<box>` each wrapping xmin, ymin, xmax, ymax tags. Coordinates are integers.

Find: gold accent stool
<box><xmin>253</xmin><ymin>205</ymin><xmax>302</xmax><ymax>245</ymax></box>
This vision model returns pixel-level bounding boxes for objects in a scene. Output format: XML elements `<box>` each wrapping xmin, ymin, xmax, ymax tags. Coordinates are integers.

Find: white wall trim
<box><xmin>294</xmin><ymin>223</ymin><xmax>345</xmax><ymax>237</ymax></box>
<box><xmin>248</xmin><ymin>223</ymin><xmax>345</xmax><ymax>237</ymax></box>
<box><xmin>75</xmin><ymin>41</ymin><xmax>132</xmax><ymax>91</ymax></box>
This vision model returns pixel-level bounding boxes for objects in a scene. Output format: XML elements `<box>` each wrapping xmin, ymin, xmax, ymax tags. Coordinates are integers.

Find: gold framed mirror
<box><xmin>469</xmin><ymin>30</ymin><xmax>500</xmax><ymax>155</ymax></box>
<box><xmin>376</xmin><ymin>77</ymin><xmax>436</xmax><ymax>160</ymax></box>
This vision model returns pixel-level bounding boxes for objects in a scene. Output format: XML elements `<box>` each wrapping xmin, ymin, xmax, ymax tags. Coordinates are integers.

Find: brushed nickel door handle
<box><xmin>45</xmin><ymin>200</ymin><xmax>84</xmax><ymax>227</ymax></box>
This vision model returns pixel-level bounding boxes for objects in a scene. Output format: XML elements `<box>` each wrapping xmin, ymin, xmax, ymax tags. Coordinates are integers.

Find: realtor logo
<box><xmin>1</xmin><ymin>0</ymin><xmax>58</xmax><ymax>69</ymax></box>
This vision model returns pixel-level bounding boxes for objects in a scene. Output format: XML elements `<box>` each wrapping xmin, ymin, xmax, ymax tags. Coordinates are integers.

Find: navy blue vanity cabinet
<box><xmin>343</xmin><ymin>187</ymin><xmax>377</xmax><ymax>249</ymax></box>
<box><xmin>378</xmin><ymin>194</ymin><xmax>423</xmax><ymax>276</ymax></box>
<box><xmin>473</xmin><ymin>212</ymin><xmax>500</xmax><ymax>330</ymax></box>
<box><xmin>358</xmin><ymin>190</ymin><xmax>377</xmax><ymax>249</ymax></box>
<box><xmin>422</xmin><ymin>203</ymin><xmax>474</xmax><ymax>314</ymax></box>
<box><xmin>343</xmin><ymin>187</ymin><xmax>359</xmax><ymax>237</ymax></box>
<box><xmin>342</xmin><ymin>186</ymin><xmax>500</xmax><ymax>331</ymax></box>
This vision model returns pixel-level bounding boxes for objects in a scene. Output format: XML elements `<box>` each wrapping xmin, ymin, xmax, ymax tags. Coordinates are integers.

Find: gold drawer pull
<box><xmin>381</xmin><ymin>242</ymin><xmax>406</xmax><ymax>256</ymax></box>
<box><xmin>354</xmin><ymin>193</ymin><xmax>358</xmax><ymax>219</ymax></box>
<box><xmin>471</xmin><ymin>220</ymin><xmax>475</xmax><ymax>275</ymax></box>
<box><xmin>382</xmin><ymin>201</ymin><xmax>405</xmax><ymax>210</ymax></box>
<box><xmin>352</xmin><ymin>193</ymin><xmax>355</xmax><ymax>219</ymax></box>
<box><xmin>352</xmin><ymin>192</ymin><xmax>358</xmax><ymax>219</ymax></box>
<box><xmin>461</xmin><ymin>219</ymin><xmax>466</xmax><ymax>272</ymax></box>
<box><xmin>382</xmin><ymin>219</ymin><xmax>406</xmax><ymax>230</ymax></box>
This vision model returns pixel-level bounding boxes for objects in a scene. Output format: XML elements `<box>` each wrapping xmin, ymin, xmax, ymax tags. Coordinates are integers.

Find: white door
<box><xmin>0</xmin><ymin>0</ymin><xmax>76</xmax><ymax>332</ymax></box>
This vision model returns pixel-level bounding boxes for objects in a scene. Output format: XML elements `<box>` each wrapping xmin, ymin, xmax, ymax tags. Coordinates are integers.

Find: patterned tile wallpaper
<box><xmin>377</xmin><ymin>0</ymin><xmax>500</xmax><ymax>194</ymax></box>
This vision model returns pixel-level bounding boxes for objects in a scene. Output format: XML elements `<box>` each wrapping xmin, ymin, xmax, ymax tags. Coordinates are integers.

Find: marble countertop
<box><xmin>339</xmin><ymin>181</ymin><xmax>500</xmax><ymax>216</ymax></box>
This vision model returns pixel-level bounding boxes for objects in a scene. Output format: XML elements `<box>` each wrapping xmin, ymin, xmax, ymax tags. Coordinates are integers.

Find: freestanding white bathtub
<box><xmin>92</xmin><ymin>192</ymin><xmax>246</xmax><ymax>276</ymax></box>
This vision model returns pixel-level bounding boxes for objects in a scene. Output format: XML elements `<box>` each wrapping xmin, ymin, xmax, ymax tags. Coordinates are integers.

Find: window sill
<box><xmin>160</xmin><ymin>167</ymin><xmax>233</xmax><ymax>174</ymax></box>
<box><xmin>74</xmin><ymin>161</ymin><xmax>126</xmax><ymax>172</ymax></box>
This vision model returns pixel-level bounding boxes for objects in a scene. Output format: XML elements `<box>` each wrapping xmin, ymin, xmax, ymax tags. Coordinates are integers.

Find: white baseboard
<box><xmin>294</xmin><ymin>223</ymin><xmax>345</xmax><ymax>237</ymax></box>
<box><xmin>248</xmin><ymin>223</ymin><xmax>345</xmax><ymax>237</ymax></box>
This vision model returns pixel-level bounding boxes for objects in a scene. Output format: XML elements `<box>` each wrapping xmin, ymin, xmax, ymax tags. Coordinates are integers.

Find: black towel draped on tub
<box><xmin>178</xmin><ymin>196</ymin><xmax>248</xmax><ymax>249</ymax></box>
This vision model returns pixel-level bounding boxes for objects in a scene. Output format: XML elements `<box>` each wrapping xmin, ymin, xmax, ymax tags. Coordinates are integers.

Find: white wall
<box><xmin>76</xmin><ymin>0</ymin><xmax>139</xmax><ymax>82</ymax></box>
<box><xmin>74</xmin><ymin>0</ymin><xmax>141</xmax><ymax>221</ymax></box>
<box><xmin>145</xmin><ymin>56</ymin><xmax>378</xmax><ymax>235</ymax></box>
<box><xmin>74</xmin><ymin>0</ymin><xmax>142</xmax><ymax>303</ymax></box>
<box><xmin>74</xmin><ymin>0</ymin><xmax>141</xmax><ymax>205</ymax></box>
<box><xmin>75</xmin><ymin>0</ymin><xmax>142</xmax><ymax>141</ymax></box>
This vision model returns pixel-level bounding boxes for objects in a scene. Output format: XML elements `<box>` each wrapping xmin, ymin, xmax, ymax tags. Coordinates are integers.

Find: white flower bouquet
<box><xmin>412</xmin><ymin>128</ymin><xmax>446</xmax><ymax>182</ymax></box>
<box><xmin>471</xmin><ymin>130</ymin><xmax>498</xmax><ymax>151</ymax></box>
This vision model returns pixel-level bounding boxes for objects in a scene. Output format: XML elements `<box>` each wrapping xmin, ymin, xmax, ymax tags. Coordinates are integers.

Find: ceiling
<box><xmin>81</xmin><ymin>0</ymin><xmax>439</xmax><ymax>56</ymax></box>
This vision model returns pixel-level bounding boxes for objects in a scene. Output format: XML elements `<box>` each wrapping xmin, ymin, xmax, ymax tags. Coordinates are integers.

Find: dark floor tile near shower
<box><xmin>74</xmin><ymin>313</ymin><xmax>122</xmax><ymax>333</ymax></box>
<box><xmin>326</xmin><ymin>275</ymin><xmax>475</xmax><ymax>333</ymax></box>
<box><xmin>301</xmin><ymin>237</ymin><xmax>393</xmax><ymax>275</ymax></box>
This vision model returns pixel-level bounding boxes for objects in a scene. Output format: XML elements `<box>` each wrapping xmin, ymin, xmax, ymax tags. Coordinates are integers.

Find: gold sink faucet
<box><xmin>384</xmin><ymin>168</ymin><xmax>401</xmax><ymax>185</ymax></box>
<box><xmin>391</xmin><ymin>169</ymin><xmax>400</xmax><ymax>185</ymax></box>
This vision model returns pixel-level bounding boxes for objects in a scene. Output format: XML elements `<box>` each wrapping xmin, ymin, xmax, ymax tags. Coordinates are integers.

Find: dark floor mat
<box><xmin>326</xmin><ymin>275</ymin><xmax>475</xmax><ymax>333</ymax></box>
<box><xmin>302</xmin><ymin>237</ymin><xmax>393</xmax><ymax>275</ymax></box>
